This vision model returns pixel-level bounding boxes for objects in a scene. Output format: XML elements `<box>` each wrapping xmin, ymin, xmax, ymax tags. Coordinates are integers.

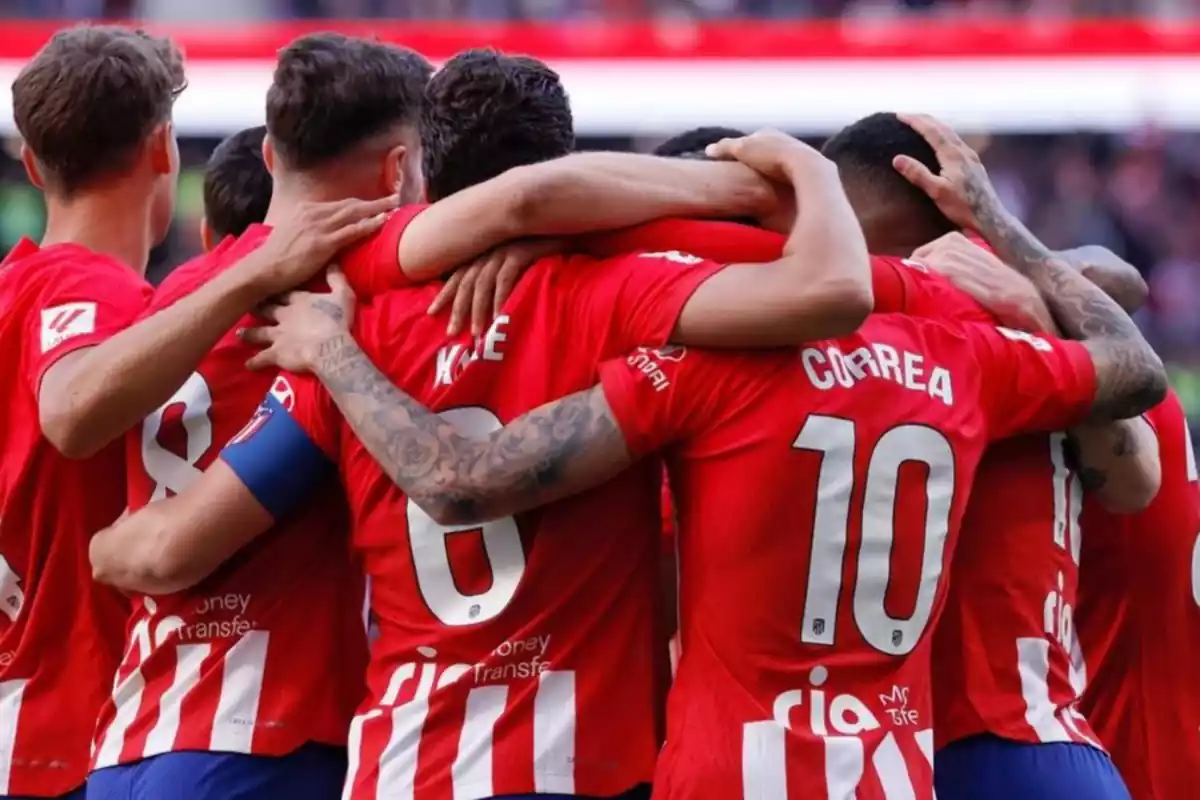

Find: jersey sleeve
<box><xmin>219</xmin><ymin>371</ymin><xmax>340</xmax><ymax>520</ymax></box>
<box><xmin>871</xmin><ymin>255</ymin><xmax>994</xmax><ymax>323</ymax></box>
<box><xmin>339</xmin><ymin>204</ymin><xmax>428</xmax><ymax>296</ymax></box>
<box><xmin>597</xmin><ymin>346</ymin><xmax>726</xmax><ymax>456</ymax></box>
<box><xmin>968</xmin><ymin>324</ymin><xmax>1098</xmax><ymax>440</ymax></box>
<box><xmin>25</xmin><ymin>257</ymin><xmax>152</xmax><ymax>393</ymax></box>
<box><xmin>561</xmin><ymin>251</ymin><xmax>728</xmax><ymax>359</ymax></box>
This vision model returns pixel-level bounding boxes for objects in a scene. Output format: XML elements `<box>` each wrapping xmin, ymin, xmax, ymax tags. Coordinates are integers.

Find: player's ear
<box><xmin>383</xmin><ymin>144</ymin><xmax>405</xmax><ymax>198</ymax></box>
<box><xmin>199</xmin><ymin>216</ymin><xmax>214</xmax><ymax>253</ymax></box>
<box><xmin>19</xmin><ymin>143</ymin><xmax>44</xmax><ymax>189</ymax></box>
<box><xmin>262</xmin><ymin>135</ymin><xmax>276</xmax><ymax>175</ymax></box>
<box><xmin>148</xmin><ymin>122</ymin><xmax>175</xmax><ymax>176</ymax></box>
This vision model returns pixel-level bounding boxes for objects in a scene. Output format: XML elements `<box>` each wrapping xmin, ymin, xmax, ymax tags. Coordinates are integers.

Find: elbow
<box><xmin>89</xmin><ymin>523</ymin><xmax>201</xmax><ymax>596</ymax></box>
<box><xmin>814</xmin><ymin>274</ymin><xmax>874</xmax><ymax>338</ymax></box>
<box><xmin>1097</xmin><ymin>470</ymin><xmax>1160</xmax><ymax>514</ymax></box>
<box><xmin>40</xmin><ymin>404</ymin><xmax>105</xmax><ymax>460</ymax></box>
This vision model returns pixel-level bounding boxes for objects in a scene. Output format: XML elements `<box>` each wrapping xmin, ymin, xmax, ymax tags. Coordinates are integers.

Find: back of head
<box><xmin>203</xmin><ymin>126</ymin><xmax>271</xmax><ymax>241</ymax></box>
<box><xmin>421</xmin><ymin>49</ymin><xmax>574</xmax><ymax>201</ymax></box>
<box><xmin>653</xmin><ymin>126</ymin><xmax>747</xmax><ymax>159</ymax></box>
<box><xmin>821</xmin><ymin>112</ymin><xmax>955</xmax><ymax>251</ymax></box>
<box><xmin>266</xmin><ymin>32</ymin><xmax>432</xmax><ymax>172</ymax></box>
<box><xmin>12</xmin><ymin>24</ymin><xmax>185</xmax><ymax>198</ymax></box>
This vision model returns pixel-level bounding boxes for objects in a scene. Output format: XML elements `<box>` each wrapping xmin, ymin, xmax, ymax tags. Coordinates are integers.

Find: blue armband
<box><xmin>220</xmin><ymin>394</ymin><xmax>333</xmax><ymax>520</ymax></box>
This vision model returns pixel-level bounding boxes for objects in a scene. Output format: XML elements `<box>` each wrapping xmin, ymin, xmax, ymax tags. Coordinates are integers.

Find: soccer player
<box><xmin>1075</xmin><ymin>389</ymin><xmax>1200</xmax><ymax>800</ymax></box>
<box><xmin>857</xmin><ymin>115</ymin><xmax>1153</xmax><ymax>799</ymax></box>
<box><xmin>0</xmin><ymin>26</ymin><xmax>181</xmax><ymax>799</ymax></box>
<box><xmin>200</xmin><ymin>125</ymin><xmax>271</xmax><ymax>250</ymax></box>
<box><xmin>219</xmin><ymin>116</ymin><xmax>1165</xmax><ymax>800</ymax></box>
<box><xmin>91</xmin><ymin>93</ymin><xmax>875</xmax><ymax>800</ymax></box>
<box><xmin>83</xmin><ymin>34</ymin><xmax>434</xmax><ymax>800</ymax></box>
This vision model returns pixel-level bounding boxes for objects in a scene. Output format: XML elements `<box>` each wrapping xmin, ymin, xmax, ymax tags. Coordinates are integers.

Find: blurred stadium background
<box><xmin>2</xmin><ymin>6</ymin><xmax>1200</xmax><ymax>431</ymax></box>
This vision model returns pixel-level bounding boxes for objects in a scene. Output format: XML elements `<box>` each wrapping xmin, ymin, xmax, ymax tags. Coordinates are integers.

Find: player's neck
<box><xmin>41</xmin><ymin>190</ymin><xmax>154</xmax><ymax>276</ymax></box>
<box><xmin>264</xmin><ymin>176</ymin><xmax>363</xmax><ymax>227</ymax></box>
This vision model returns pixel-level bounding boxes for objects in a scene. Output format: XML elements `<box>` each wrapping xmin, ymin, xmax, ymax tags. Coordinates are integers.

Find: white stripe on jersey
<box><xmin>873</xmin><ymin>734</ymin><xmax>916</xmax><ymax>800</ymax></box>
<box><xmin>210</xmin><ymin>630</ymin><xmax>269</xmax><ymax>752</ymax></box>
<box><xmin>453</xmin><ymin>685</ymin><xmax>507</xmax><ymax>798</ymax></box>
<box><xmin>0</xmin><ymin>679</ymin><xmax>28</xmax><ymax>793</ymax></box>
<box><xmin>741</xmin><ymin>721</ymin><xmax>787</xmax><ymax>799</ymax></box>
<box><xmin>533</xmin><ymin>670</ymin><xmax>576</xmax><ymax>793</ymax></box>
<box><xmin>93</xmin><ymin>662</ymin><xmax>146</xmax><ymax>769</ymax></box>
<box><xmin>144</xmin><ymin>643</ymin><xmax>211</xmax><ymax>757</ymax></box>
<box><xmin>1017</xmin><ymin>637</ymin><xmax>1072</xmax><ymax>743</ymax></box>
<box><xmin>825</xmin><ymin>737</ymin><xmax>865</xmax><ymax>799</ymax></box>
<box><xmin>375</xmin><ymin>664</ymin><xmax>436</xmax><ymax>798</ymax></box>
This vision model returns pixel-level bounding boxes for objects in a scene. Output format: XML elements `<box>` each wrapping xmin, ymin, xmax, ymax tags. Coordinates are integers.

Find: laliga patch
<box><xmin>269</xmin><ymin>376</ymin><xmax>296</xmax><ymax>411</ymax></box>
<box><xmin>229</xmin><ymin>405</ymin><xmax>272</xmax><ymax>446</ymax></box>
<box><xmin>40</xmin><ymin>302</ymin><xmax>97</xmax><ymax>353</ymax></box>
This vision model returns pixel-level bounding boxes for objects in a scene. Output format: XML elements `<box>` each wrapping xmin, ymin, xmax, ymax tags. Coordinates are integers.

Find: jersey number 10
<box><xmin>794</xmin><ymin>415</ymin><xmax>955</xmax><ymax>656</ymax></box>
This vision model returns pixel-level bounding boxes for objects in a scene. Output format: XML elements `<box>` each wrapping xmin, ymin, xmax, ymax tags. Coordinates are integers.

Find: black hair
<box><xmin>203</xmin><ymin>126</ymin><xmax>271</xmax><ymax>241</ymax></box>
<box><xmin>267</xmin><ymin>32</ymin><xmax>432</xmax><ymax>170</ymax></box>
<box><xmin>821</xmin><ymin>112</ymin><xmax>955</xmax><ymax>238</ymax></box>
<box><xmin>421</xmin><ymin>48</ymin><xmax>574</xmax><ymax>201</ymax></box>
<box><xmin>653</xmin><ymin>126</ymin><xmax>748</xmax><ymax>159</ymax></box>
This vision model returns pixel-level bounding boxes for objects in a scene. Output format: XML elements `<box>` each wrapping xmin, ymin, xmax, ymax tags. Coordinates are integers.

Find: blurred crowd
<box><xmin>5</xmin><ymin>0</ymin><xmax>1200</xmax><ymax>19</ymax></box>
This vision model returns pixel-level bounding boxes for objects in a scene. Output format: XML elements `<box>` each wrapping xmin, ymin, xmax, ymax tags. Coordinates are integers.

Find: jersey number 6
<box><xmin>794</xmin><ymin>415</ymin><xmax>955</xmax><ymax>656</ymax></box>
<box><xmin>406</xmin><ymin>407</ymin><xmax>526</xmax><ymax>627</ymax></box>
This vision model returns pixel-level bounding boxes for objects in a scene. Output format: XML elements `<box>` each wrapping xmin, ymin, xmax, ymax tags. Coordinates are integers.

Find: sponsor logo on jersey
<box><xmin>879</xmin><ymin>684</ymin><xmax>919</xmax><ymax>726</ymax></box>
<box><xmin>638</xmin><ymin>250</ymin><xmax>705</xmax><ymax>266</ymax></box>
<box><xmin>269</xmin><ymin>376</ymin><xmax>296</xmax><ymax>411</ymax></box>
<box><xmin>229</xmin><ymin>405</ymin><xmax>272</xmax><ymax>446</ymax></box>
<box><xmin>40</xmin><ymin>302</ymin><xmax>97</xmax><ymax>353</ymax></box>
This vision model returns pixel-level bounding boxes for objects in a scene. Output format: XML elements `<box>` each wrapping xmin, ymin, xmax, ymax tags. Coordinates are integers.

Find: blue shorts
<box><xmin>492</xmin><ymin>785</ymin><xmax>651</xmax><ymax>800</ymax></box>
<box><xmin>0</xmin><ymin>788</ymin><xmax>85</xmax><ymax>800</ymax></box>
<box><xmin>935</xmin><ymin>735</ymin><xmax>1132</xmax><ymax>800</ymax></box>
<box><xmin>86</xmin><ymin>743</ymin><xmax>347</xmax><ymax>800</ymax></box>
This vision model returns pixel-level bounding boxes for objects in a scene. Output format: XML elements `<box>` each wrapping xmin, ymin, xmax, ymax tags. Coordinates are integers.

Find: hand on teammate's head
<box><xmin>891</xmin><ymin>113</ymin><xmax>997</xmax><ymax>234</ymax></box>
<box><xmin>240</xmin><ymin>264</ymin><xmax>357</xmax><ymax>372</ymax></box>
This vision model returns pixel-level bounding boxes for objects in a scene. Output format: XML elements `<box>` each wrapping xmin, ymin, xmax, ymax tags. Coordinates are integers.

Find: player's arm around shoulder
<box><xmin>90</xmin><ymin>461</ymin><xmax>275</xmax><ymax>595</ymax></box>
<box><xmin>396</xmin><ymin>150</ymin><xmax>780</xmax><ymax>283</ymax></box>
<box><xmin>239</xmin><ymin>269</ymin><xmax>639</xmax><ymax>526</ymax></box>
<box><xmin>669</xmin><ymin>131</ymin><xmax>873</xmax><ymax>348</ymax></box>
<box><xmin>1064</xmin><ymin>419</ymin><xmax>1160</xmax><ymax>512</ymax></box>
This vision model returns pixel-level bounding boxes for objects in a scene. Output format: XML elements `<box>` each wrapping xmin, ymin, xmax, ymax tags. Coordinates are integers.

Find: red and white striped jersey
<box><xmin>598</xmin><ymin>318</ymin><xmax>1099</xmax><ymax>800</ymax></box>
<box><xmin>1077</xmin><ymin>392</ymin><xmax>1200</xmax><ymax>800</ymax></box>
<box><xmin>931</xmin><ymin>433</ymin><xmax>1102</xmax><ymax>749</ymax></box>
<box><xmin>0</xmin><ymin>240</ymin><xmax>151</xmax><ymax>796</ymax></box>
<box><xmin>91</xmin><ymin>227</ymin><xmax>369</xmax><ymax>771</ymax></box>
<box><xmin>259</xmin><ymin>221</ymin><xmax>740</xmax><ymax>797</ymax></box>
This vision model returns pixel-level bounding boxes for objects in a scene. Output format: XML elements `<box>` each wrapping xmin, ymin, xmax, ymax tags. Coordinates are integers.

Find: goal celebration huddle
<box><xmin>0</xmin><ymin>21</ymin><xmax>1195</xmax><ymax>800</ymax></box>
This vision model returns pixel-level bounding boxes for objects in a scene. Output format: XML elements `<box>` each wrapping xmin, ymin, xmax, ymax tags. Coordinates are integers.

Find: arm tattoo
<box><xmin>310</xmin><ymin>334</ymin><xmax>633</xmax><ymax>525</ymax></box>
<box><xmin>952</xmin><ymin>157</ymin><xmax>1166</xmax><ymax>419</ymax></box>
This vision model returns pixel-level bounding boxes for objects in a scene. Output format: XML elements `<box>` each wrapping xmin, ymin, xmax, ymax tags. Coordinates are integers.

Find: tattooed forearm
<box><xmin>961</xmin><ymin>182</ymin><xmax>1165</xmax><ymax>420</ymax></box>
<box><xmin>310</xmin><ymin>334</ymin><xmax>634</xmax><ymax>524</ymax></box>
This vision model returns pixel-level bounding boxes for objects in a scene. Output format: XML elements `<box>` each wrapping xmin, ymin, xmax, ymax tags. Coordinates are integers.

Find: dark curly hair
<box><xmin>821</xmin><ymin>112</ymin><xmax>955</xmax><ymax>239</ymax></box>
<box><xmin>13</xmin><ymin>25</ymin><xmax>185</xmax><ymax>197</ymax></box>
<box><xmin>267</xmin><ymin>32</ymin><xmax>432</xmax><ymax>171</ymax></box>
<box><xmin>421</xmin><ymin>49</ymin><xmax>575</xmax><ymax>201</ymax></box>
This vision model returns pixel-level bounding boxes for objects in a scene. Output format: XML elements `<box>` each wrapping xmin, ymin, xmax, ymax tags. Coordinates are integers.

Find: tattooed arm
<box><xmin>894</xmin><ymin>114</ymin><xmax>1165</xmax><ymax>510</ymax></box>
<box><xmin>1058</xmin><ymin>245</ymin><xmax>1148</xmax><ymax>314</ymax></box>
<box><xmin>243</xmin><ymin>267</ymin><xmax>637</xmax><ymax>524</ymax></box>
<box><xmin>894</xmin><ymin>114</ymin><xmax>1166</xmax><ymax>422</ymax></box>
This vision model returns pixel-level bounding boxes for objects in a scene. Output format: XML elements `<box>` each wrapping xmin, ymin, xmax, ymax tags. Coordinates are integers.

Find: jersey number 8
<box><xmin>795</xmin><ymin>415</ymin><xmax>954</xmax><ymax>656</ymax></box>
<box><xmin>406</xmin><ymin>407</ymin><xmax>526</xmax><ymax>627</ymax></box>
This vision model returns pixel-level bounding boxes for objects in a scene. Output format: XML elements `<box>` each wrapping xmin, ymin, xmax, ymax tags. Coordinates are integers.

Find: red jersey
<box><xmin>0</xmin><ymin>239</ymin><xmax>151</xmax><ymax>794</ymax></box>
<box><xmin>1076</xmin><ymin>391</ymin><xmax>1200</xmax><ymax>799</ymax></box>
<box><xmin>597</xmin><ymin>316</ymin><xmax>1098</xmax><ymax>800</ymax></box>
<box><xmin>91</xmin><ymin>226</ymin><xmax>369</xmax><ymax>771</ymax></box>
<box><xmin>258</xmin><ymin>236</ymin><xmax>738</xmax><ymax>799</ymax></box>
